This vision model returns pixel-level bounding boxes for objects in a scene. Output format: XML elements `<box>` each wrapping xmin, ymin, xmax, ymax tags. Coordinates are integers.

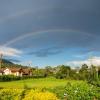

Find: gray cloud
<box><xmin>28</xmin><ymin>47</ymin><xmax>62</xmax><ymax>57</ymax></box>
<box><xmin>0</xmin><ymin>0</ymin><xmax>100</xmax><ymax>61</ymax></box>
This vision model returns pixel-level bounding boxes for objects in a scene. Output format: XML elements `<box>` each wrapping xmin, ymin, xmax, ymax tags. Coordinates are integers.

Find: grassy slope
<box><xmin>0</xmin><ymin>77</ymin><xmax>84</xmax><ymax>89</ymax></box>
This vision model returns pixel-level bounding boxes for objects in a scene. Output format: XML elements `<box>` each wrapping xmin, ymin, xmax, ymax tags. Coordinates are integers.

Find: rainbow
<box><xmin>4</xmin><ymin>29</ymin><xmax>91</xmax><ymax>46</ymax></box>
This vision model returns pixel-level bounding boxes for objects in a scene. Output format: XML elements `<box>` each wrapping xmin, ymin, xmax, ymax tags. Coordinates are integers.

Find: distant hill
<box><xmin>1</xmin><ymin>59</ymin><xmax>29</xmax><ymax>68</ymax></box>
<box><xmin>0</xmin><ymin>59</ymin><xmax>14</xmax><ymax>68</ymax></box>
<box><xmin>2</xmin><ymin>59</ymin><xmax>14</xmax><ymax>65</ymax></box>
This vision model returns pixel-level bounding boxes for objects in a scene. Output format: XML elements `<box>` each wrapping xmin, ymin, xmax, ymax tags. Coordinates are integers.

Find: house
<box><xmin>21</xmin><ymin>68</ymin><xmax>32</xmax><ymax>76</ymax></box>
<box><xmin>0</xmin><ymin>67</ymin><xmax>32</xmax><ymax>76</ymax></box>
<box><xmin>0</xmin><ymin>69</ymin><xmax>4</xmax><ymax>75</ymax></box>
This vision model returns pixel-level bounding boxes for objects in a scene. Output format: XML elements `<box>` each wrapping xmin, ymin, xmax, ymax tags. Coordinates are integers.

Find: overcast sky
<box><xmin>0</xmin><ymin>0</ymin><xmax>100</xmax><ymax>67</ymax></box>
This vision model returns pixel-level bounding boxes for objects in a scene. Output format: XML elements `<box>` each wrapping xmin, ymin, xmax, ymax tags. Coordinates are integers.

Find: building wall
<box><xmin>0</xmin><ymin>73</ymin><xmax>3</xmax><ymax>75</ymax></box>
<box><xmin>11</xmin><ymin>72</ymin><xmax>19</xmax><ymax>76</ymax></box>
<box><xmin>2</xmin><ymin>68</ymin><xmax>31</xmax><ymax>76</ymax></box>
<box><xmin>4</xmin><ymin>68</ymin><xmax>11</xmax><ymax>75</ymax></box>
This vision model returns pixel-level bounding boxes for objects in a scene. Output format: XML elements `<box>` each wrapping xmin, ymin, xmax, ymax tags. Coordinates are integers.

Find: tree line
<box><xmin>0</xmin><ymin>60</ymin><xmax>100</xmax><ymax>86</ymax></box>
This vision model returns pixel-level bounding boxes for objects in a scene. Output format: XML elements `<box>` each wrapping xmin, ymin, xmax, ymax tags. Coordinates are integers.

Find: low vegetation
<box><xmin>0</xmin><ymin>79</ymin><xmax>100</xmax><ymax>100</ymax></box>
<box><xmin>0</xmin><ymin>60</ymin><xmax>100</xmax><ymax>99</ymax></box>
<box><xmin>0</xmin><ymin>89</ymin><xmax>58</xmax><ymax>100</ymax></box>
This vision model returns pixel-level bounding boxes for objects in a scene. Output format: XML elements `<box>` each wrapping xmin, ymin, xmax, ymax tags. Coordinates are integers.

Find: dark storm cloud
<box><xmin>0</xmin><ymin>0</ymin><xmax>100</xmax><ymax>57</ymax></box>
<box><xmin>28</xmin><ymin>47</ymin><xmax>62</xmax><ymax>57</ymax></box>
<box><xmin>7</xmin><ymin>30</ymin><xmax>95</xmax><ymax>49</ymax></box>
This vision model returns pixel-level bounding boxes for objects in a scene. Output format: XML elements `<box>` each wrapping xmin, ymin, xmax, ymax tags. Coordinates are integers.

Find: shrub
<box><xmin>0</xmin><ymin>89</ymin><xmax>24</xmax><ymax>100</ymax></box>
<box><xmin>0</xmin><ymin>75</ymin><xmax>21</xmax><ymax>82</ymax></box>
<box><xmin>48</xmin><ymin>82</ymin><xmax>100</xmax><ymax>100</ymax></box>
<box><xmin>0</xmin><ymin>89</ymin><xmax>58</xmax><ymax>100</ymax></box>
<box><xmin>0</xmin><ymin>81</ymin><xmax>99</xmax><ymax>100</ymax></box>
<box><xmin>0</xmin><ymin>75</ymin><xmax>46</xmax><ymax>82</ymax></box>
<box><xmin>23</xmin><ymin>89</ymin><xmax>58</xmax><ymax>100</ymax></box>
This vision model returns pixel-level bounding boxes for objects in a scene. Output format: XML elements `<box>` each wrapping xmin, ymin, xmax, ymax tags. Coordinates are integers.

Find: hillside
<box><xmin>0</xmin><ymin>59</ymin><xmax>28</xmax><ymax>68</ymax></box>
<box><xmin>1</xmin><ymin>59</ymin><xmax>14</xmax><ymax>65</ymax></box>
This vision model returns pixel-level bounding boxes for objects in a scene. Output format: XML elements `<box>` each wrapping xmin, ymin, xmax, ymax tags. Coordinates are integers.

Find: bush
<box><xmin>0</xmin><ymin>89</ymin><xmax>58</xmax><ymax>100</ymax></box>
<box><xmin>0</xmin><ymin>89</ymin><xmax>24</xmax><ymax>100</ymax></box>
<box><xmin>0</xmin><ymin>75</ymin><xmax>21</xmax><ymax>82</ymax></box>
<box><xmin>48</xmin><ymin>82</ymin><xmax>100</xmax><ymax>100</ymax></box>
<box><xmin>23</xmin><ymin>89</ymin><xmax>58</xmax><ymax>100</ymax></box>
<box><xmin>0</xmin><ymin>75</ymin><xmax>46</xmax><ymax>82</ymax></box>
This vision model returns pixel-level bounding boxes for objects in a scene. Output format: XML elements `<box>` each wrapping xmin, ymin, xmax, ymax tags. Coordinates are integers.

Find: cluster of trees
<box><xmin>0</xmin><ymin>59</ymin><xmax>100</xmax><ymax>84</ymax></box>
<box><xmin>31</xmin><ymin>64</ymin><xmax>100</xmax><ymax>87</ymax></box>
<box><xmin>32</xmin><ymin>64</ymin><xmax>100</xmax><ymax>81</ymax></box>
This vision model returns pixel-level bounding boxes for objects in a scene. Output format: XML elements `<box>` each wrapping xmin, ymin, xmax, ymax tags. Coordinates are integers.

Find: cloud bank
<box><xmin>66</xmin><ymin>56</ymin><xmax>100</xmax><ymax>67</ymax></box>
<box><xmin>28</xmin><ymin>47</ymin><xmax>62</xmax><ymax>57</ymax></box>
<box><xmin>0</xmin><ymin>46</ymin><xmax>22</xmax><ymax>57</ymax></box>
<box><xmin>0</xmin><ymin>0</ymin><xmax>100</xmax><ymax>66</ymax></box>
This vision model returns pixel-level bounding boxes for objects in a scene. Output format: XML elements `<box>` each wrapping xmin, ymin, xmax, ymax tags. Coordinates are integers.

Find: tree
<box><xmin>44</xmin><ymin>66</ymin><xmax>53</xmax><ymax>76</ymax></box>
<box><xmin>79</xmin><ymin>64</ymin><xmax>89</xmax><ymax>80</ymax></box>
<box><xmin>55</xmin><ymin>65</ymin><xmax>71</xmax><ymax>79</ymax></box>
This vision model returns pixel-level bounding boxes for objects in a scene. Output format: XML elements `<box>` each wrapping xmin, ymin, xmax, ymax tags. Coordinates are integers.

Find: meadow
<box><xmin>0</xmin><ymin>77</ymin><xmax>100</xmax><ymax>100</ymax></box>
<box><xmin>0</xmin><ymin>77</ymin><xmax>78</xmax><ymax>88</ymax></box>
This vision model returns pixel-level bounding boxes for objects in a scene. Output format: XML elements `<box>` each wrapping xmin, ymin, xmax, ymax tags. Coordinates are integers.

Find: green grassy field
<box><xmin>0</xmin><ymin>78</ymin><xmax>99</xmax><ymax>99</ymax></box>
<box><xmin>0</xmin><ymin>77</ymin><xmax>83</xmax><ymax>89</ymax></box>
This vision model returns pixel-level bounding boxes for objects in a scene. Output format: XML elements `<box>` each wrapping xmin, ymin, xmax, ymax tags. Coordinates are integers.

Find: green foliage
<box><xmin>1</xmin><ymin>59</ymin><xmax>100</xmax><ymax>83</ymax></box>
<box><xmin>0</xmin><ymin>75</ymin><xmax>21</xmax><ymax>82</ymax></box>
<box><xmin>0</xmin><ymin>75</ymin><xmax>39</xmax><ymax>82</ymax></box>
<box><xmin>78</xmin><ymin>64</ymin><xmax>89</xmax><ymax>80</ymax></box>
<box><xmin>48</xmin><ymin>82</ymin><xmax>100</xmax><ymax>100</ymax></box>
<box><xmin>0</xmin><ymin>78</ymin><xmax>100</xmax><ymax>99</ymax></box>
<box><xmin>44</xmin><ymin>66</ymin><xmax>54</xmax><ymax>76</ymax></box>
<box><xmin>0</xmin><ymin>83</ymin><xmax>99</xmax><ymax>100</ymax></box>
<box><xmin>55</xmin><ymin>65</ymin><xmax>71</xmax><ymax>79</ymax></box>
<box><xmin>0</xmin><ymin>77</ymin><xmax>68</xmax><ymax>88</ymax></box>
<box><xmin>0</xmin><ymin>89</ymin><xmax>24</xmax><ymax>100</ymax></box>
<box><xmin>23</xmin><ymin>89</ymin><xmax>58</xmax><ymax>100</ymax></box>
<box><xmin>32</xmin><ymin>69</ymin><xmax>46</xmax><ymax>78</ymax></box>
<box><xmin>0</xmin><ymin>89</ymin><xmax>58</xmax><ymax>100</ymax></box>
